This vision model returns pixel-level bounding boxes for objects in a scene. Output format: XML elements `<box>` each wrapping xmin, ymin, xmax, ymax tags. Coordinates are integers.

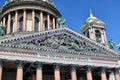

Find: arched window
<box><xmin>34</xmin><ymin>17</ymin><xmax>39</xmax><ymax>32</ymax></box>
<box><xmin>95</xmin><ymin>30</ymin><xmax>101</xmax><ymax>43</ymax></box>
<box><xmin>10</xmin><ymin>20</ymin><xmax>13</xmax><ymax>33</ymax></box>
<box><xmin>19</xmin><ymin>17</ymin><xmax>23</xmax><ymax>32</ymax></box>
<box><xmin>87</xmin><ymin>31</ymin><xmax>90</xmax><ymax>38</ymax></box>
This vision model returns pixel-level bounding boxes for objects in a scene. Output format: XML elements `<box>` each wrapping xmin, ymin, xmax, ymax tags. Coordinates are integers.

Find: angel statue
<box><xmin>0</xmin><ymin>26</ymin><xmax>6</xmax><ymax>36</ymax></box>
<box><xmin>57</xmin><ymin>17</ymin><xmax>66</xmax><ymax>27</ymax></box>
<box><xmin>117</xmin><ymin>44</ymin><xmax>120</xmax><ymax>51</ymax></box>
<box><xmin>108</xmin><ymin>39</ymin><xmax>115</xmax><ymax>50</ymax></box>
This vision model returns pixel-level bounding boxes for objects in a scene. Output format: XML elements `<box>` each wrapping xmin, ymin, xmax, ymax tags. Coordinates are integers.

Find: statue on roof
<box><xmin>118</xmin><ymin>47</ymin><xmax>120</xmax><ymax>51</ymax></box>
<box><xmin>108</xmin><ymin>39</ymin><xmax>115</xmax><ymax>49</ymax></box>
<box><xmin>57</xmin><ymin>17</ymin><xmax>66</xmax><ymax>27</ymax></box>
<box><xmin>117</xmin><ymin>44</ymin><xmax>120</xmax><ymax>51</ymax></box>
<box><xmin>42</xmin><ymin>0</ymin><xmax>52</xmax><ymax>3</ymax></box>
<box><xmin>0</xmin><ymin>26</ymin><xmax>6</xmax><ymax>36</ymax></box>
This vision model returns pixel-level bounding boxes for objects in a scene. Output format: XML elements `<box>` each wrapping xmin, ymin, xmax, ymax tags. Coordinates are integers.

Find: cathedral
<box><xmin>0</xmin><ymin>0</ymin><xmax>120</xmax><ymax>80</ymax></box>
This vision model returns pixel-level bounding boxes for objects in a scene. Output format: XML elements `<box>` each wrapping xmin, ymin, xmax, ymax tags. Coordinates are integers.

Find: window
<box><xmin>44</xmin><ymin>20</ymin><xmax>47</xmax><ymax>30</ymax></box>
<box><xmin>19</xmin><ymin>17</ymin><xmax>23</xmax><ymax>32</ymax></box>
<box><xmin>95</xmin><ymin>30</ymin><xmax>101</xmax><ymax>43</ymax></box>
<box><xmin>34</xmin><ymin>17</ymin><xmax>39</xmax><ymax>32</ymax></box>
<box><xmin>10</xmin><ymin>20</ymin><xmax>13</xmax><ymax>33</ymax></box>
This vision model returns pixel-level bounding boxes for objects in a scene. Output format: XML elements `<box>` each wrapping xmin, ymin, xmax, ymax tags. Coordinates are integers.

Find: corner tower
<box><xmin>81</xmin><ymin>10</ymin><xmax>107</xmax><ymax>45</ymax></box>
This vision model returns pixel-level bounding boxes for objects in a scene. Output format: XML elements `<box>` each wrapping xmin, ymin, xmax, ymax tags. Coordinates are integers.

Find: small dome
<box><xmin>7</xmin><ymin>0</ymin><xmax>53</xmax><ymax>4</ymax></box>
<box><xmin>86</xmin><ymin>10</ymin><xmax>105</xmax><ymax>25</ymax></box>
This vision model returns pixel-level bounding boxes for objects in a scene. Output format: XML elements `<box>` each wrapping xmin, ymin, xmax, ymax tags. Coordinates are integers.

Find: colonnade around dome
<box><xmin>0</xmin><ymin>9</ymin><xmax>58</xmax><ymax>34</ymax></box>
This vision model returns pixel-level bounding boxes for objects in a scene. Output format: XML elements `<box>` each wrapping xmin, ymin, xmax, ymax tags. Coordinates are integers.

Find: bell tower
<box><xmin>81</xmin><ymin>10</ymin><xmax>107</xmax><ymax>45</ymax></box>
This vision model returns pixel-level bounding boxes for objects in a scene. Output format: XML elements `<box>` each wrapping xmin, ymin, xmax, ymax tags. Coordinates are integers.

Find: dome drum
<box><xmin>0</xmin><ymin>0</ymin><xmax>61</xmax><ymax>34</ymax></box>
<box><xmin>2</xmin><ymin>0</ymin><xmax>61</xmax><ymax>17</ymax></box>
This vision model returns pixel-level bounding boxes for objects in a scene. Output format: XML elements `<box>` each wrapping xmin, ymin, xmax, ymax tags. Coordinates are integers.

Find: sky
<box><xmin>0</xmin><ymin>0</ymin><xmax>120</xmax><ymax>50</ymax></box>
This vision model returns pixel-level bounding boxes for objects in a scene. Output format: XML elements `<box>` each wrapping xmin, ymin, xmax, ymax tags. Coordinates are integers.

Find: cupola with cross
<box><xmin>81</xmin><ymin>10</ymin><xmax>107</xmax><ymax>45</ymax></box>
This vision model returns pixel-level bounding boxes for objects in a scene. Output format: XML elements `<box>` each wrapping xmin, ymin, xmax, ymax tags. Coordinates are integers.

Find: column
<box><xmin>23</xmin><ymin>9</ymin><xmax>26</xmax><ymax>31</ymax></box>
<box><xmin>70</xmin><ymin>64</ymin><xmax>77</xmax><ymax>80</ymax></box>
<box><xmin>109</xmin><ymin>72</ymin><xmax>115</xmax><ymax>80</ymax></box>
<box><xmin>7</xmin><ymin>13</ymin><xmax>11</xmax><ymax>34</ymax></box>
<box><xmin>32</xmin><ymin>10</ymin><xmax>35</xmax><ymax>31</ymax></box>
<box><xmin>3</xmin><ymin>17</ymin><xmax>6</xmax><ymax>26</ymax></box>
<box><xmin>53</xmin><ymin>17</ymin><xmax>55</xmax><ymax>29</ymax></box>
<box><xmin>99</xmin><ymin>67</ymin><xmax>107</xmax><ymax>80</ymax></box>
<box><xmin>88</xmin><ymin>27</ymin><xmax>92</xmax><ymax>39</ymax></box>
<box><xmin>54</xmin><ymin>63</ymin><xmax>61</xmax><ymax>80</ymax></box>
<box><xmin>0</xmin><ymin>59</ymin><xmax>4</xmax><ymax>80</ymax></box>
<box><xmin>14</xmin><ymin>11</ymin><xmax>18</xmax><ymax>32</ymax></box>
<box><xmin>47</xmin><ymin>14</ymin><xmax>50</xmax><ymax>30</ymax></box>
<box><xmin>92</xmin><ymin>28</ymin><xmax>96</xmax><ymax>41</ymax></box>
<box><xmin>34</xmin><ymin>61</ymin><xmax>43</xmax><ymax>80</ymax></box>
<box><xmin>112</xmin><ymin>68</ymin><xmax>120</xmax><ymax>80</ymax></box>
<box><xmin>103</xmin><ymin>30</ymin><xmax>107</xmax><ymax>43</ymax></box>
<box><xmin>16</xmin><ymin>60</ymin><xmax>24</xmax><ymax>80</ymax></box>
<box><xmin>101</xmin><ymin>30</ymin><xmax>105</xmax><ymax>43</ymax></box>
<box><xmin>84</xmin><ymin>65</ymin><xmax>93</xmax><ymax>80</ymax></box>
<box><xmin>39</xmin><ymin>11</ymin><xmax>43</xmax><ymax>31</ymax></box>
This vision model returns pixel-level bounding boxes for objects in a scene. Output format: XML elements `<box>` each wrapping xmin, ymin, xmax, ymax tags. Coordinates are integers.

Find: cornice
<box><xmin>1</xmin><ymin>1</ymin><xmax>61</xmax><ymax>18</ymax></box>
<box><xmin>0</xmin><ymin>27</ymin><xmax>119</xmax><ymax>59</ymax></box>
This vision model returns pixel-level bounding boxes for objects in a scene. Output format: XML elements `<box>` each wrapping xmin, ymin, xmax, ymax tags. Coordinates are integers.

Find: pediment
<box><xmin>0</xmin><ymin>27</ymin><xmax>119</xmax><ymax>57</ymax></box>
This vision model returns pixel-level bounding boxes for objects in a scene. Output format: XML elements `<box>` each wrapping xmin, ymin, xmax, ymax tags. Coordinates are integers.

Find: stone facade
<box><xmin>0</xmin><ymin>0</ymin><xmax>120</xmax><ymax>80</ymax></box>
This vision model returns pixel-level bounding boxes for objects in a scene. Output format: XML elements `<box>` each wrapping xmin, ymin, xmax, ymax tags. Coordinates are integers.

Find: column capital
<box><xmin>84</xmin><ymin>65</ymin><xmax>92</xmax><ymax>72</ymax></box>
<box><xmin>34</xmin><ymin>61</ymin><xmax>43</xmax><ymax>69</ymax></box>
<box><xmin>15</xmin><ymin>60</ymin><xmax>24</xmax><ymax>68</ymax></box>
<box><xmin>0</xmin><ymin>59</ymin><xmax>5</xmax><ymax>68</ymax></box>
<box><xmin>53</xmin><ymin>63</ymin><xmax>61</xmax><ymax>70</ymax></box>
<box><xmin>112</xmin><ymin>68</ymin><xmax>120</xmax><ymax>74</ymax></box>
<box><xmin>15</xmin><ymin>10</ymin><xmax>18</xmax><ymax>12</ymax></box>
<box><xmin>69</xmin><ymin>64</ymin><xmax>77</xmax><ymax>72</ymax></box>
<box><xmin>98</xmin><ymin>67</ymin><xmax>106</xmax><ymax>73</ymax></box>
<box><xmin>23</xmin><ymin>9</ymin><xmax>26</xmax><ymax>11</ymax></box>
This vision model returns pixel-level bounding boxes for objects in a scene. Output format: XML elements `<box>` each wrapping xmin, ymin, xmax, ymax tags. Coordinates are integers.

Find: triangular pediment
<box><xmin>0</xmin><ymin>27</ymin><xmax>119</xmax><ymax>57</ymax></box>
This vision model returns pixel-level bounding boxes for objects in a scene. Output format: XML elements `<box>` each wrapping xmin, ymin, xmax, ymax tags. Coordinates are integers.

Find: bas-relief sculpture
<box><xmin>13</xmin><ymin>33</ymin><xmax>107</xmax><ymax>54</ymax></box>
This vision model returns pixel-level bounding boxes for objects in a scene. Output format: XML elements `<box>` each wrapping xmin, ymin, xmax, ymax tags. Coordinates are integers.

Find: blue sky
<box><xmin>0</xmin><ymin>0</ymin><xmax>120</xmax><ymax>50</ymax></box>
